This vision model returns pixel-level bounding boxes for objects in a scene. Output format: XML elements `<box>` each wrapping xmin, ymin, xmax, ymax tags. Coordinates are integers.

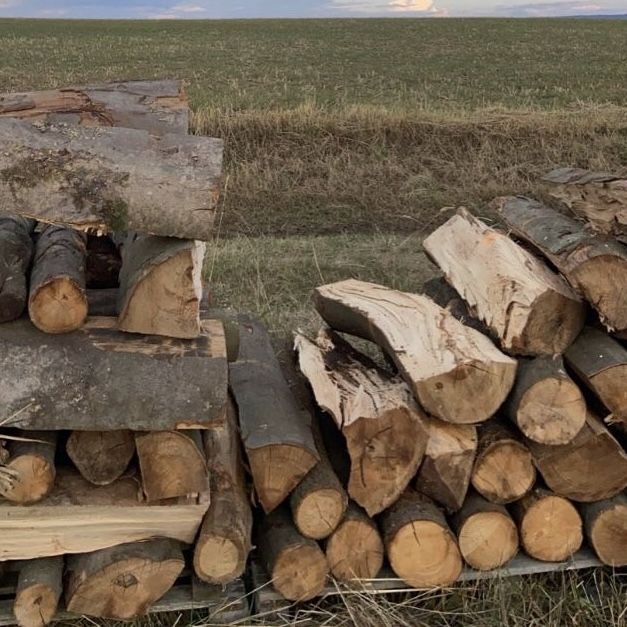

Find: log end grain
<box><xmin>29</xmin><ymin>277</ymin><xmax>88</xmax><ymax>334</ymax></box>
<box><xmin>583</xmin><ymin>496</ymin><xmax>627</xmax><ymax>567</ymax></box>
<box><xmin>293</xmin><ymin>487</ymin><xmax>347</xmax><ymax>541</ymax></box>
<box><xmin>14</xmin><ymin>584</ymin><xmax>59</xmax><ymax>627</ymax></box>
<box><xmin>194</xmin><ymin>535</ymin><xmax>245</xmax><ymax>584</ymax></box>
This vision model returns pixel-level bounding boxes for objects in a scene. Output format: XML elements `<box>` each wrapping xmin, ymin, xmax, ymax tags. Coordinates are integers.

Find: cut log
<box><xmin>117</xmin><ymin>234</ymin><xmax>205</xmax><ymax>339</ymax></box>
<box><xmin>0</xmin><ymin>431</ymin><xmax>57</xmax><ymax>504</ymax></box>
<box><xmin>295</xmin><ymin>328</ymin><xmax>427</xmax><ymax>516</ymax></box>
<box><xmin>0</xmin><ymin>80</ymin><xmax>189</xmax><ymax>135</ymax></box>
<box><xmin>66</xmin><ymin>430</ymin><xmax>135</xmax><ymax>486</ymax></box>
<box><xmin>380</xmin><ymin>490</ymin><xmax>462</xmax><ymax>588</ymax></box>
<box><xmin>0</xmin><ymin>215</ymin><xmax>35</xmax><ymax>323</ymax></box>
<box><xmin>526</xmin><ymin>412</ymin><xmax>627</xmax><ymax>502</ymax></box>
<box><xmin>580</xmin><ymin>493</ymin><xmax>627</xmax><ymax>566</ymax></box>
<box><xmin>325</xmin><ymin>501</ymin><xmax>384</xmax><ymax>582</ymax></box>
<box><xmin>313</xmin><ymin>279</ymin><xmax>517</xmax><ymax>424</ymax></box>
<box><xmin>0</xmin><ymin>468</ymin><xmax>209</xmax><ymax>561</ymax></box>
<box><xmin>13</xmin><ymin>556</ymin><xmax>63</xmax><ymax>627</ymax></box>
<box><xmin>65</xmin><ymin>539</ymin><xmax>185</xmax><ymax>620</ymax></box>
<box><xmin>414</xmin><ymin>416</ymin><xmax>477</xmax><ymax>513</ymax></box>
<box><xmin>471</xmin><ymin>422</ymin><xmax>535</xmax><ymax>504</ymax></box>
<box><xmin>257</xmin><ymin>506</ymin><xmax>329</xmax><ymax>602</ymax></box>
<box><xmin>423</xmin><ymin>208</ymin><xmax>584</xmax><ymax>355</ymax></box>
<box><xmin>135</xmin><ymin>430</ymin><xmax>209</xmax><ymax>501</ymax></box>
<box><xmin>85</xmin><ymin>235</ymin><xmax>121</xmax><ymax>289</ymax></box>
<box><xmin>0</xmin><ymin>118</ymin><xmax>222</xmax><ymax>240</ymax></box>
<box><xmin>564</xmin><ymin>327</ymin><xmax>627</xmax><ymax>425</ymax></box>
<box><xmin>193</xmin><ymin>398</ymin><xmax>253</xmax><ymax>585</ymax></box>
<box><xmin>504</xmin><ymin>356</ymin><xmax>586</xmax><ymax>445</ymax></box>
<box><xmin>496</xmin><ymin>195</ymin><xmax>627</xmax><ymax>332</ymax></box>
<box><xmin>451</xmin><ymin>491</ymin><xmax>518</xmax><ymax>571</ymax></box>
<box><xmin>28</xmin><ymin>225</ymin><xmax>87</xmax><ymax>334</ymax></box>
<box><xmin>511</xmin><ymin>488</ymin><xmax>583</xmax><ymax>562</ymax></box>
<box><xmin>0</xmin><ymin>317</ymin><xmax>228</xmax><ymax>431</ymax></box>
<box><xmin>543</xmin><ymin>167</ymin><xmax>627</xmax><ymax>240</ymax></box>
<box><xmin>229</xmin><ymin>316</ymin><xmax>318</xmax><ymax>513</ymax></box>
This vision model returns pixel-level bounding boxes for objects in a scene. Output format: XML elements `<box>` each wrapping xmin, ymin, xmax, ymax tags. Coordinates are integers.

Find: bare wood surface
<box><xmin>580</xmin><ymin>493</ymin><xmax>627</xmax><ymax>566</ymax></box>
<box><xmin>13</xmin><ymin>557</ymin><xmax>63</xmax><ymax>627</ymax></box>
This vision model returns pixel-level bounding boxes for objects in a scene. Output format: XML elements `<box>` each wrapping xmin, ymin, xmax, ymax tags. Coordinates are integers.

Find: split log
<box><xmin>325</xmin><ymin>501</ymin><xmax>384</xmax><ymax>582</ymax></box>
<box><xmin>0</xmin><ymin>215</ymin><xmax>35</xmax><ymax>323</ymax></box>
<box><xmin>496</xmin><ymin>195</ymin><xmax>627</xmax><ymax>332</ymax></box>
<box><xmin>0</xmin><ymin>317</ymin><xmax>228</xmax><ymax>431</ymax></box>
<box><xmin>85</xmin><ymin>235</ymin><xmax>121</xmax><ymax>289</ymax></box>
<box><xmin>0</xmin><ymin>79</ymin><xmax>189</xmax><ymax>135</ymax></box>
<box><xmin>565</xmin><ymin>327</ymin><xmax>627</xmax><ymax>425</ymax></box>
<box><xmin>66</xmin><ymin>430</ymin><xmax>135</xmax><ymax>485</ymax></box>
<box><xmin>13</xmin><ymin>556</ymin><xmax>63</xmax><ymax>627</ymax></box>
<box><xmin>65</xmin><ymin>539</ymin><xmax>185</xmax><ymax>620</ymax></box>
<box><xmin>543</xmin><ymin>167</ymin><xmax>627</xmax><ymax>240</ymax></box>
<box><xmin>295</xmin><ymin>328</ymin><xmax>427</xmax><ymax>516</ymax></box>
<box><xmin>229</xmin><ymin>316</ymin><xmax>318</xmax><ymax>513</ymax></box>
<box><xmin>414</xmin><ymin>417</ymin><xmax>478</xmax><ymax>513</ymax></box>
<box><xmin>471</xmin><ymin>422</ymin><xmax>535</xmax><ymax>504</ymax></box>
<box><xmin>380</xmin><ymin>490</ymin><xmax>462</xmax><ymax>588</ymax></box>
<box><xmin>511</xmin><ymin>488</ymin><xmax>583</xmax><ymax>562</ymax></box>
<box><xmin>257</xmin><ymin>506</ymin><xmax>329</xmax><ymax>602</ymax></box>
<box><xmin>0</xmin><ymin>431</ymin><xmax>57</xmax><ymax>504</ymax></box>
<box><xmin>193</xmin><ymin>399</ymin><xmax>253</xmax><ymax>585</ymax></box>
<box><xmin>28</xmin><ymin>225</ymin><xmax>87</xmax><ymax>334</ymax></box>
<box><xmin>580</xmin><ymin>493</ymin><xmax>627</xmax><ymax>566</ymax></box>
<box><xmin>504</xmin><ymin>356</ymin><xmax>586</xmax><ymax>445</ymax></box>
<box><xmin>117</xmin><ymin>234</ymin><xmax>205</xmax><ymax>339</ymax></box>
<box><xmin>526</xmin><ymin>412</ymin><xmax>627</xmax><ymax>502</ymax></box>
<box><xmin>451</xmin><ymin>491</ymin><xmax>518</xmax><ymax>571</ymax></box>
<box><xmin>0</xmin><ymin>118</ymin><xmax>222</xmax><ymax>240</ymax></box>
<box><xmin>314</xmin><ymin>279</ymin><xmax>517</xmax><ymax>424</ymax></box>
<box><xmin>423</xmin><ymin>208</ymin><xmax>584</xmax><ymax>355</ymax></box>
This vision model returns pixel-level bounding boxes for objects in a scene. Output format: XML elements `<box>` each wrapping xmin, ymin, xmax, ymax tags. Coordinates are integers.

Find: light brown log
<box><xmin>66</xmin><ymin>430</ymin><xmax>135</xmax><ymax>486</ymax></box>
<box><xmin>504</xmin><ymin>356</ymin><xmax>586</xmax><ymax>445</ymax></box>
<box><xmin>511</xmin><ymin>488</ymin><xmax>583</xmax><ymax>562</ymax></box>
<box><xmin>65</xmin><ymin>539</ymin><xmax>185</xmax><ymax>620</ymax></box>
<box><xmin>580</xmin><ymin>493</ymin><xmax>627</xmax><ymax>566</ymax></box>
<box><xmin>28</xmin><ymin>225</ymin><xmax>87</xmax><ymax>334</ymax></box>
<box><xmin>13</xmin><ymin>556</ymin><xmax>63</xmax><ymax>627</ymax></box>
<box><xmin>135</xmin><ymin>430</ymin><xmax>209</xmax><ymax>501</ymax></box>
<box><xmin>496</xmin><ymin>195</ymin><xmax>627</xmax><ymax>333</ymax></box>
<box><xmin>117</xmin><ymin>234</ymin><xmax>205</xmax><ymax>339</ymax></box>
<box><xmin>414</xmin><ymin>416</ymin><xmax>477</xmax><ymax>513</ymax></box>
<box><xmin>85</xmin><ymin>235</ymin><xmax>120</xmax><ymax>289</ymax></box>
<box><xmin>0</xmin><ymin>431</ymin><xmax>57</xmax><ymax>504</ymax></box>
<box><xmin>423</xmin><ymin>208</ymin><xmax>584</xmax><ymax>355</ymax></box>
<box><xmin>0</xmin><ymin>118</ymin><xmax>222</xmax><ymax>241</ymax></box>
<box><xmin>471</xmin><ymin>422</ymin><xmax>535</xmax><ymax>504</ymax></box>
<box><xmin>295</xmin><ymin>328</ymin><xmax>427</xmax><ymax>516</ymax></box>
<box><xmin>325</xmin><ymin>501</ymin><xmax>384</xmax><ymax>582</ymax></box>
<box><xmin>314</xmin><ymin>279</ymin><xmax>517</xmax><ymax>424</ymax></box>
<box><xmin>193</xmin><ymin>399</ymin><xmax>253</xmax><ymax>585</ymax></box>
<box><xmin>451</xmin><ymin>491</ymin><xmax>518</xmax><ymax>571</ymax></box>
<box><xmin>381</xmin><ymin>490</ymin><xmax>462</xmax><ymax>588</ymax></box>
<box><xmin>257</xmin><ymin>506</ymin><xmax>329</xmax><ymax>602</ymax></box>
<box><xmin>526</xmin><ymin>412</ymin><xmax>627</xmax><ymax>502</ymax></box>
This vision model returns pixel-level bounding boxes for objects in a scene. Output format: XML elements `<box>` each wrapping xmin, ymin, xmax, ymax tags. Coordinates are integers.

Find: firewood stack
<box><xmin>0</xmin><ymin>80</ymin><xmax>253</xmax><ymax>625</ymax></box>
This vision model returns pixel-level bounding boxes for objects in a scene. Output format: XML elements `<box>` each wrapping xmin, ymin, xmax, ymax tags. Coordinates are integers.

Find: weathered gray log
<box><xmin>14</xmin><ymin>556</ymin><xmax>63</xmax><ymax>627</ymax></box>
<box><xmin>0</xmin><ymin>118</ymin><xmax>222</xmax><ymax>240</ymax></box>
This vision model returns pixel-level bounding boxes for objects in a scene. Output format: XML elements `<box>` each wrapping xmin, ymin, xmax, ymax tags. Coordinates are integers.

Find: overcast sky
<box><xmin>0</xmin><ymin>0</ymin><xmax>625</xmax><ymax>19</ymax></box>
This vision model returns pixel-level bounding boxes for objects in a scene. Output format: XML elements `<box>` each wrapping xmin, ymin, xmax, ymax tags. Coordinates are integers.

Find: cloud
<box><xmin>493</xmin><ymin>1</ymin><xmax>613</xmax><ymax>15</ymax></box>
<box><xmin>146</xmin><ymin>2</ymin><xmax>210</xmax><ymax>18</ymax></box>
<box><xmin>0</xmin><ymin>0</ymin><xmax>20</xmax><ymax>7</ymax></box>
<box><xmin>329</xmin><ymin>0</ymin><xmax>442</xmax><ymax>14</ymax></box>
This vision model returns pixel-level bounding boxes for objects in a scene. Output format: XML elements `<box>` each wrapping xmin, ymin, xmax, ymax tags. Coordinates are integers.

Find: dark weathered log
<box><xmin>257</xmin><ymin>506</ymin><xmax>328</xmax><ymax>602</ymax></box>
<box><xmin>0</xmin><ymin>215</ymin><xmax>35</xmax><ymax>323</ymax></box>
<box><xmin>504</xmin><ymin>356</ymin><xmax>586</xmax><ymax>445</ymax></box>
<box><xmin>424</xmin><ymin>208</ymin><xmax>584</xmax><ymax>355</ymax></box>
<box><xmin>86</xmin><ymin>287</ymin><xmax>118</xmax><ymax>316</ymax></box>
<box><xmin>314</xmin><ymin>279</ymin><xmax>517</xmax><ymax>424</ymax></box>
<box><xmin>65</xmin><ymin>539</ymin><xmax>185</xmax><ymax>620</ymax></box>
<box><xmin>496</xmin><ymin>195</ymin><xmax>627</xmax><ymax>332</ymax></box>
<box><xmin>85</xmin><ymin>235</ymin><xmax>121</xmax><ymax>289</ymax></box>
<box><xmin>66</xmin><ymin>430</ymin><xmax>135</xmax><ymax>486</ymax></box>
<box><xmin>0</xmin><ymin>118</ymin><xmax>222</xmax><ymax>240</ymax></box>
<box><xmin>0</xmin><ymin>317</ymin><xmax>228</xmax><ymax>431</ymax></box>
<box><xmin>0</xmin><ymin>80</ymin><xmax>189</xmax><ymax>135</ymax></box>
<box><xmin>295</xmin><ymin>329</ymin><xmax>427</xmax><ymax>516</ymax></box>
<box><xmin>580</xmin><ymin>493</ymin><xmax>627</xmax><ymax>566</ymax></box>
<box><xmin>13</xmin><ymin>556</ymin><xmax>63</xmax><ymax>627</ymax></box>
<box><xmin>230</xmin><ymin>316</ymin><xmax>318</xmax><ymax>513</ymax></box>
<box><xmin>193</xmin><ymin>399</ymin><xmax>253</xmax><ymax>585</ymax></box>
<box><xmin>28</xmin><ymin>225</ymin><xmax>87</xmax><ymax>334</ymax></box>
